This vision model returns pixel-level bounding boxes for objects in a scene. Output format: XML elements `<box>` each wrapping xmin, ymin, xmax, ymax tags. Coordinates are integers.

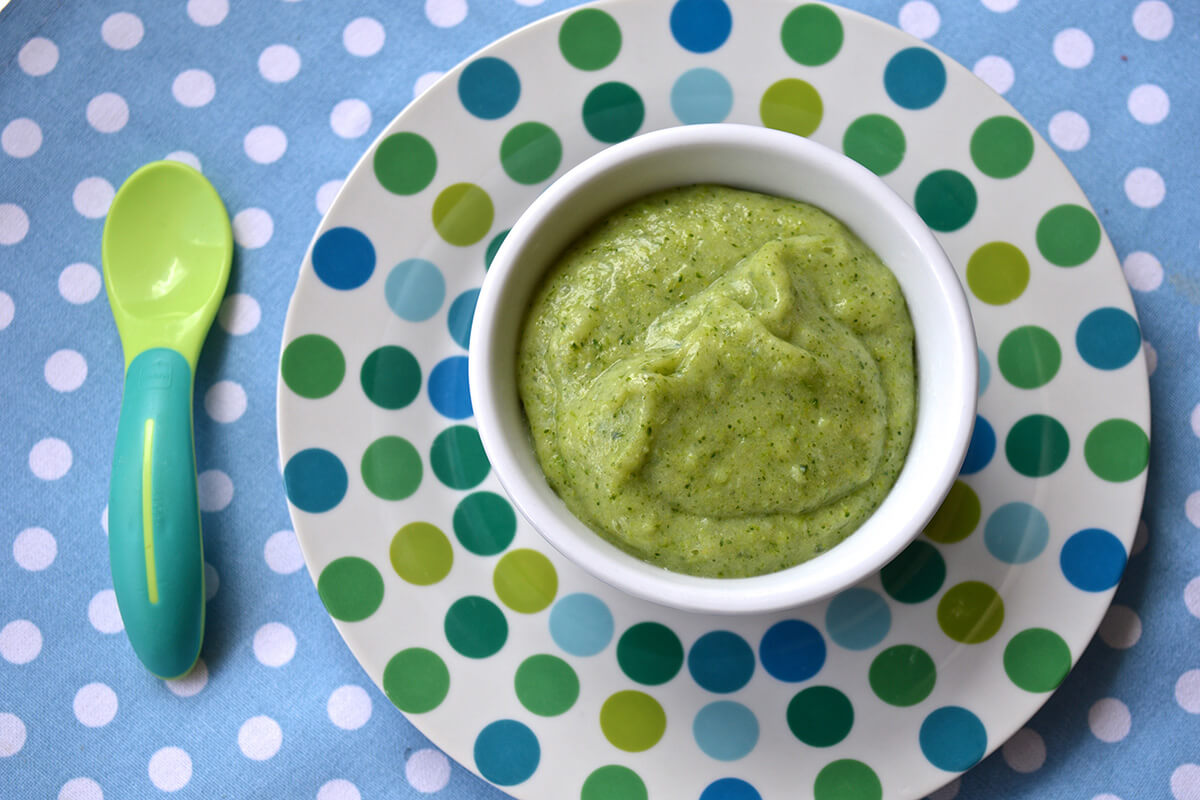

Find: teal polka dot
<box><xmin>884</xmin><ymin>48</ymin><xmax>946</xmax><ymax>110</ymax></box>
<box><xmin>458</xmin><ymin>57</ymin><xmax>520</xmax><ymax>120</ymax></box>
<box><xmin>985</xmin><ymin>503</ymin><xmax>1050</xmax><ymax>564</ymax></box>
<box><xmin>453</xmin><ymin>491</ymin><xmax>516</xmax><ymax>556</ymax></box>
<box><xmin>549</xmin><ymin>593</ymin><xmax>613</xmax><ymax>657</ymax></box>
<box><xmin>447</xmin><ymin>289</ymin><xmax>479</xmax><ymax>350</ymax></box>
<box><xmin>474</xmin><ymin>719</ymin><xmax>539</xmax><ymax>786</ymax></box>
<box><xmin>693</xmin><ymin>701</ymin><xmax>758</xmax><ymax>761</ymax></box>
<box><xmin>919</xmin><ymin>706</ymin><xmax>987</xmax><ymax>772</ymax></box>
<box><xmin>825</xmin><ymin>588</ymin><xmax>890</xmax><ymax>650</ymax></box>
<box><xmin>583</xmin><ymin>82</ymin><xmax>644</xmax><ymax>143</ymax></box>
<box><xmin>915</xmin><ymin>170</ymin><xmax>977</xmax><ymax>232</ymax></box>
<box><xmin>445</xmin><ymin>595</ymin><xmax>507</xmax><ymax>658</ymax></box>
<box><xmin>671</xmin><ymin>68</ymin><xmax>733</xmax><ymax>124</ymax></box>
<box><xmin>385</xmin><ymin>259</ymin><xmax>444</xmax><ymax>321</ymax></box>
<box><xmin>284</xmin><ymin>448</ymin><xmax>348</xmax><ymax>513</ymax></box>
<box><xmin>430</xmin><ymin>426</ymin><xmax>490</xmax><ymax>489</ymax></box>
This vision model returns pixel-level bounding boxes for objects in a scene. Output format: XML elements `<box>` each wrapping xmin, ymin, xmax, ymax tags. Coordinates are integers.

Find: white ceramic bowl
<box><xmin>469</xmin><ymin>123</ymin><xmax>976</xmax><ymax>615</ymax></box>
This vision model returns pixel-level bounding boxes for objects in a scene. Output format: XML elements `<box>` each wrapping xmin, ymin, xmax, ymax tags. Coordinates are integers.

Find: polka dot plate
<box><xmin>276</xmin><ymin>1</ymin><xmax>1151</xmax><ymax>798</ymax></box>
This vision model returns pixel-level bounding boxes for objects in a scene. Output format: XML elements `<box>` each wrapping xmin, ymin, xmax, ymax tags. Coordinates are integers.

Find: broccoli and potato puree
<box><xmin>517</xmin><ymin>185</ymin><xmax>916</xmax><ymax>578</ymax></box>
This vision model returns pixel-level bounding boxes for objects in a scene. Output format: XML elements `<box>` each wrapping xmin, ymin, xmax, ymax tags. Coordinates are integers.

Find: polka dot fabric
<box><xmin>0</xmin><ymin>1</ymin><xmax>1189</xmax><ymax>800</ymax></box>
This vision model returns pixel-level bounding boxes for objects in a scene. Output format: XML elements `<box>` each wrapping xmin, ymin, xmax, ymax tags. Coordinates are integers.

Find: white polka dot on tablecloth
<box><xmin>327</xmin><ymin>685</ymin><xmax>372</xmax><ymax>730</ymax></box>
<box><xmin>1093</xmin><ymin>795</ymin><xmax>1123</xmax><ymax>800</ymax></box>
<box><xmin>18</xmin><ymin>38</ymin><xmax>58</xmax><ymax>76</ymax></box>
<box><xmin>405</xmin><ymin>748</ymin><xmax>451</xmax><ymax>793</ymax></box>
<box><xmin>218</xmin><ymin>293</ymin><xmax>261</xmax><ymax>335</ymax></box>
<box><xmin>0</xmin><ymin>203</ymin><xmax>30</xmax><ymax>245</ymax></box>
<box><xmin>1001</xmin><ymin>727</ymin><xmax>1045</xmax><ymax>773</ymax></box>
<box><xmin>86</xmin><ymin>93</ymin><xmax>129</xmax><ymax>134</ymax></box>
<box><xmin>59</xmin><ymin>263</ymin><xmax>101</xmax><ymax>304</ymax></box>
<box><xmin>45</xmin><ymin>349</ymin><xmax>88</xmax><ymax>393</ymax></box>
<box><xmin>30</xmin><ymin>438</ymin><xmax>72</xmax><ymax>480</ymax></box>
<box><xmin>1099</xmin><ymin>604</ymin><xmax>1142</xmax><ymax>649</ymax></box>
<box><xmin>238</xmin><ymin>715</ymin><xmax>282</xmax><ymax>760</ymax></box>
<box><xmin>244</xmin><ymin>125</ymin><xmax>287</xmax><ymax>164</ymax></box>
<box><xmin>1123</xmin><ymin>251</ymin><xmax>1163</xmax><ymax>291</ymax></box>
<box><xmin>1133</xmin><ymin>1</ymin><xmax>1173</xmax><ymax>41</ymax></box>
<box><xmin>1173</xmin><ymin>764</ymin><xmax>1200</xmax><ymax>800</ymax></box>
<box><xmin>0</xmin><ymin>292</ymin><xmax>12</xmax><ymax>329</ymax></box>
<box><xmin>204</xmin><ymin>380</ymin><xmax>247</xmax><ymax>423</ymax></box>
<box><xmin>13</xmin><ymin>527</ymin><xmax>56</xmax><ymax>571</ymax></box>
<box><xmin>259</xmin><ymin>44</ymin><xmax>301</xmax><ymax>83</ymax></box>
<box><xmin>102</xmin><ymin>12</ymin><xmax>143</xmax><ymax>50</ymax></box>
<box><xmin>204</xmin><ymin>562</ymin><xmax>219</xmax><ymax>601</ymax></box>
<box><xmin>1088</xmin><ymin>698</ymin><xmax>1131</xmax><ymax>743</ymax></box>
<box><xmin>73</xmin><ymin>683</ymin><xmax>118</xmax><ymax>728</ymax></box>
<box><xmin>413</xmin><ymin>71</ymin><xmax>444</xmax><ymax>98</ymax></box>
<box><xmin>73</xmin><ymin>177</ymin><xmax>115</xmax><ymax>219</ymax></box>
<box><xmin>1191</xmin><ymin>405</ymin><xmax>1200</xmax><ymax>439</ymax></box>
<box><xmin>197</xmin><ymin>469</ymin><xmax>233</xmax><ymax>512</ymax></box>
<box><xmin>2</xmin><ymin>118</ymin><xmax>42</xmax><ymax>158</ymax></box>
<box><xmin>165</xmin><ymin>658</ymin><xmax>208</xmax><ymax>697</ymax></box>
<box><xmin>232</xmin><ymin>208</ymin><xmax>273</xmax><ymax>248</ymax></box>
<box><xmin>148</xmin><ymin>746</ymin><xmax>192</xmax><ymax>792</ymax></box>
<box><xmin>330</xmin><ymin>99</ymin><xmax>371</xmax><ymax>139</ymax></box>
<box><xmin>58</xmin><ymin>777</ymin><xmax>104</xmax><ymax>800</ymax></box>
<box><xmin>1185</xmin><ymin>492</ymin><xmax>1200</xmax><ymax>528</ymax></box>
<box><xmin>1143</xmin><ymin>340</ymin><xmax>1157</xmax><ymax>376</ymax></box>
<box><xmin>253</xmin><ymin>622</ymin><xmax>296</xmax><ymax>667</ymax></box>
<box><xmin>980</xmin><ymin>0</ymin><xmax>1018</xmax><ymax>11</ymax></box>
<box><xmin>264</xmin><ymin>530</ymin><xmax>304</xmax><ymax>574</ymax></box>
<box><xmin>88</xmin><ymin>590</ymin><xmax>123</xmax><ymax>634</ymax></box>
<box><xmin>101</xmin><ymin>506</ymin><xmax>108</xmax><ymax>536</ymax></box>
<box><xmin>187</xmin><ymin>0</ymin><xmax>228</xmax><ymax>27</ymax></box>
<box><xmin>316</xmin><ymin>180</ymin><xmax>342</xmax><ymax>215</ymax></box>
<box><xmin>1190</xmin><ymin>577</ymin><xmax>1200</xmax><ymax>619</ymax></box>
<box><xmin>1125</xmin><ymin>167</ymin><xmax>1164</xmax><ymax>209</ymax></box>
<box><xmin>164</xmin><ymin>151</ymin><xmax>202</xmax><ymax>171</ymax></box>
<box><xmin>317</xmin><ymin>779</ymin><xmax>361</xmax><ymax>800</ymax></box>
<box><xmin>343</xmin><ymin>18</ymin><xmax>385</xmax><ymax>57</ymax></box>
<box><xmin>1128</xmin><ymin>84</ymin><xmax>1169</xmax><ymax>124</ymax></box>
<box><xmin>1053</xmin><ymin>28</ymin><xmax>1094</xmax><ymax>68</ymax></box>
<box><xmin>898</xmin><ymin>1</ymin><xmax>940</xmax><ymax>39</ymax></box>
<box><xmin>0</xmin><ymin>713</ymin><xmax>27</xmax><ymax>757</ymax></box>
<box><xmin>425</xmin><ymin>0</ymin><xmax>467</xmax><ymax>28</ymax></box>
<box><xmin>1176</xmin><ymin>670</ymin><xmax>1200</xmax><ymax>713</ymax></box>
<box><xmin>172</xmin><ymin>70</ymin><xmax>215</xmax><ymax>108</ymax></box>
<box><xmin>0</xmin><ymin>619</ymin><xmax>42</xmax><ymax>664</ymax></box>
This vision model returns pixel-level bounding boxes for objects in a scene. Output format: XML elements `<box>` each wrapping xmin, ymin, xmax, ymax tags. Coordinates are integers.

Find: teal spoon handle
<box><xmin>109</xmin><ymin>348</ymin><xmax>205</xmax><ymax>679</ymax></box>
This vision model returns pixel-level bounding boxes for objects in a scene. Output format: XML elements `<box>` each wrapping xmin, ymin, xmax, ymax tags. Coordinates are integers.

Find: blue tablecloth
<box><xmin>1</xmin><ymin>1</ymin><xmax>1197</xmax><ymax>798</ymax></box>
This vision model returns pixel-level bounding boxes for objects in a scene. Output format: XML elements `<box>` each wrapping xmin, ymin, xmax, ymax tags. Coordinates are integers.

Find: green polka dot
<box><xmin>581</xmin><ymin>765</ymin><xmax>647</xmax><ymax>800</ymax></box>
<box><xmin>1036</xmin><ymin>204</ymin><xmax>1101</xmax><ymax>267</ymax></box>
<box><xmin>914</xmin><ymin>170</ymin><xmax>977</xmax><ymax>232</ymax></box>
<box><xmin>1004</xmin><ymin>628</ymin><xmax>1071</xmax><ymax>692</ymax></box>
<box><xmin>924</xmin><ymin>480</ymin><xmax>980</xmax><ymax>544</ymax></box>
<box><xmin>559</xmin><ymin>9</ymin><xmax>621</xmax><ymax>71</ymax></box>
<box><xmin>500</xmin><ymin>122</ymin><xmax>562</xmax><ymax>185</ymax></box>
<box><xmin>281</xmin><ymin>334</ymin><xmax>344</xmax><ymax>399</ymax></box>
<box><xmin>937</xmin><ymin>581</ymin><xmax>1005</xmax><ymax>644</ymax></box>
<box><xmin>317</xmin><ymin>557</ymin><xmax>384</xmax><ymax>621</ymax></box>
<box><xmin>1084</xmin><ymin>419</ymin><xmax>1149</xmax><ymax>482</ymax></box>
<box><xmin>494</xmin><ymin>549</ymin><xmax>558</xmax><ymax>613</ymax></box>
<box><xmin>453</xmin><ymin>491</ymin><xmax>516</xmax><ymax>555</ymax></box>
<box><xmin>880</xmin><ymin>540</ymin><xmax>946</xmax><ymax>604</ymax></box>
<box><xmin>970</xmin><ymin>116</ymin><xmax>1034</xmax><ymax>179</ymax></box>
<box><xmin>616</xmin><ymin>622</ymin><xmax>684</xmax><ymax>685</ymax></box>
<box><xmin>582</xmin><ymin>82</ymin><xmax>644</xmax><ymax>143</ymax></box>
<box><xmin>360</xmin><ymin>345</ymin><xmax>421</xmax><ymax>410</ymax></box>
<box><xmin>841</xmin><ymin>114</ymin><xmax>905</xmax><ymax>176</ymax></box>
<box><xmin>430</xmin><ymin>426</ymin><xmax>490</xmax><ymax>489</ymax></box>
<box><xmin>383</xmin><ymin>647</ymin><xmax>449</xmax><ymax>713</ymax></box>
<box><xmin>1006</xmin><ymin>414</ymin><xmax>1070</xmax><ymax>477</ymax></box>
<box><xmin>374</xmin><ymin>132</ymin><xmax>437</xmax><ymax>195</ymax></box>
<box><xmin>966</xmin><ymin>242</ymin><xmax>1030</xmax><ymax>305</ymax></box>
<box><xmin>786</xmin><ymin>686</ymin><xmax>853</xmax><ymax>747</ymax></box>
<box><xmin>485</xmin><ymin>229</ymin><xmax>509</xmax><ymax>269</ymax></box>
<box><xmin>760</xmin><ymin>79</ymin><xmax>823</xmax><ymax>137</ymax></box>
<box><xmin>998</xmin><ymin>326</ymin><xmax>1061</xmax><ymax>389</ymax></box>
<box><xmin>515</xmin><ymin>654</ymin><xmax>579</xmax><ymax>716</ymax></box>
<box><xmin>599</xmin><ymin>691</ymin><xmax>666</xmax><ymax>752</ymax></box>
<box><xmin>868</xmin><ymin>645</ymin><xmax>936</xmax><ymax>706</ymax></box>
<box><xmin>432</xmin><ymin>183</ymin><xmax>494</xmax><ymax>247</ymax></box>
<box><xmin>444</xmin><ymin>595</ymin><xmax>507</xmax><ymax>658</ymax></box>
<box><xmin>361</xmin><ymin>436</ymin><xmax>422</xmax><ymax>501</ymax></box>
<box><xmin>813</xmin><ymin>760</ymin><xmax>882</xmax><ymax>800</ymax></box>
<box><xmin>780</xmin><ymin>4</ymin><xmax>844</xmax><ymax>66</ymax></box>
<box><xmin>390</xmin><ymin>522</ymin><xmax>453</xmax><ymax>586</ymax></box>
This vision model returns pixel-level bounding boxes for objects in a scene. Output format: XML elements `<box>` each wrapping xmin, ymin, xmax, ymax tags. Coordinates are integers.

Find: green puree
<box><xmin>517</xmin><ymin>185</ymin><xmax>916</xmax><ymax>578</ymax></box>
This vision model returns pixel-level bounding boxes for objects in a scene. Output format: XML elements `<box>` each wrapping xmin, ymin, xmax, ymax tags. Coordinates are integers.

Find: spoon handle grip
<box><xmin>109</xmin><ymin>348</ymin><xmax>205</xmax><ymax>679</ymax></box>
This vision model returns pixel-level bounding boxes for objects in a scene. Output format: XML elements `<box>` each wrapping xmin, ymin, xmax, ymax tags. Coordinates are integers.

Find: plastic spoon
<box><xmin>101</xmin><ymin>161</ymin><xmax>232</xmax><ymax>679</ymax></box>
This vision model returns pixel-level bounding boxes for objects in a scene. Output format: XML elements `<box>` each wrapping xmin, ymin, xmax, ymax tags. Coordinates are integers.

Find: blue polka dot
<box><xmin>692</xmin><ymin>701</ymin><xmax>759</xmax><ymax>761</ymax></box>
<box><xmin>1075</xmin><ymin>307</ymin><xmax>1141</xmax><ymax>370</ymax></box>
<box><xmin>312</xmin><ymin>226</ymin><xmax>375</xmax><ymax>290</ymax></box>
<box><xmin>688</xmin><ymin>631</ymin><xmax>754</xmax><ymax>693</ymax></box>
<box><xmin>447</xmin><ymin>289</ymin><xmax>479</xmax><ymax>349</ymax></box>
<box><xmin>549</xmin><ymin>593</ymin><xmax>613</xmax><ymax>656</ymax></box>
<box><xmin>1060</xmin><ymin>528</ymin><xmax>1127</xmax><ymax>592</ymax></box>
<box><xmin>824</xmin><ymin>588</ymin><xmax>891</xmax><ymax>651</ymax></box>
<box><xmin>919</xmin><ymin>706</ymin><xmax>987</xmax><ymax>772</ymax></box>
<box><xmin>458</xmin><ymin>57</ymin><xmax>520</xmax><ymax>120</ymax></box>
<box><xmin>978</xmin><ymin>347</ymin><xmax>991</xmax><ymax>396</ymax></box>
<box><xmin>283</xmin><ymin>449</ymin><xmax>348</xmax><ymax>513</ymax></box>
<box><xmin>884</xmin><ymin>48</ymin><xmax>946</xmax><ymax>110</ymax></box>
<box><xmin>759</xmin><ymin>620</ymin><xmax>825</xmax><ymax>682</ymax></box>
<box><xmin>474</xmin><ymin>719</ymin><xmax>539</xmax><ymax>786</ymax></box>
<box><xmin>428</xmin><ymin>356</ymin><xmax>472</xmax><ymax>419</ymax></box>
<box><xmin>669</xmin><ymin>0</ymin><xmax>732</xmax><ymax>53</ymax></box>
<box><xmin>960</xmin><ymin>415</ymin><xmax>996</xmax><ymax>475</ymax></box>
<box><xmin>700</xmin><ymin>778</ymin><xmax>762</xmax><ymax>800</ymax></box>
<box><xmin>670</xmin><ymin>68</ymin><xmax>733</xmax><ymax>124</ymax></box>
<box><xmin>985</xmin><ymin>503</ymin><xmax>1050</xmax><ymax>564</ymax></box>
<box><xmin>384</xmin><ymin>259</ymin><xmax>445</xmax><ymax>321</ymax></box>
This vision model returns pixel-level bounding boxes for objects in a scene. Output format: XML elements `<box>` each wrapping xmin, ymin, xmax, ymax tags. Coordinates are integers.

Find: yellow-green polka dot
<box><xmin>924</xmin><ymin>480</ymin><xmax>981</xmax><ymax>544</ymax></box>
<box><xmin>390</xmin><ymin>522</ymin><xmax>453</xmax><ymax>586</ymax></box>
<box><xmin>494</xmin><ymin>548</ymin><xmax>558</xmax><ymax>613</ymax></box>
<box><xmin>938</xmin><ymin>581</ymin><xmax>1004</xmax><ymax>644</ymax></box>
<box><xmin>600</xmin><ymin>691</ymin><xmax>666</xmax><ymax>752</ymax></box>
<box><xmin>966</xmin><ymin>242</ymin><xmax>1030</xmax><ymax>305</ymax></box>
<box><xmin>433</xmin><ymin>183</ymin><xmax>494</xmax><ymax>246</ymax></box>
<box><xmin>760</xmin><ymin>79</ymin><xmax>823</xmax><ymax>137</ymax></box>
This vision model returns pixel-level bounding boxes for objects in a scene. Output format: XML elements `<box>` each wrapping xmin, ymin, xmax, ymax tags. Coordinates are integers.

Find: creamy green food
<box><xmin>517</xmin><ymin>185</ymin><xmax>916</xmax><ymax>578</ymax></box>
